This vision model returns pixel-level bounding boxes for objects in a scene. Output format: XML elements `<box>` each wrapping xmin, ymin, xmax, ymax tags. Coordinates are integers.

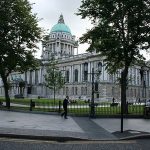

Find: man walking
<box><xmin>61</xmin><ymin>96</ymin><xmax>69</xmax><ymax>119</ymax></box>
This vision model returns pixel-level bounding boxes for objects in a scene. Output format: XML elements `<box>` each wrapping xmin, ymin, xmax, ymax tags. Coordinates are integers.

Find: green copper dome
<box><xmin>51</xmin><ymin>23</ymin><xmax>71</xmax><ymax>34</ymax></box>
<box><xmin>50</xmin><ymin>15</ymin><xmax>71</xmax><ymax>34</ymax></box>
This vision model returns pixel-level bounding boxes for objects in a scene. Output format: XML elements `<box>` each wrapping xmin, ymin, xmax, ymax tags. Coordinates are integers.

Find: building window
<box><xmin>109</xmin><ymin>74</ymin><xmax>113</xmax><ymax>83</ymax></box>
<box><xmin>75</xmin><ymin>87</ymin><xmax>78</xmax><ymax>95</ymax></box>
<box><xmin>83</xmin><ymin>63</ymin><xmax>88</xmax><ymax>81</ymax></box>
<box><xmin>25</xmin><ymin>71</ymin><xmax>27</xmax><ymax>82</ymax></box>
<box><xmin>57</xmin><ymin>42</ymin><xmax>59</xmax><ymax>47</ymax></box>
<box><xmin>96</xmin><ymin>94</ymin><xmax>99</xmax><ymax>98</ymax></box>
<box><xmin>66</xmin><ymin>70</ymin><xmax>69</xmax><ymax>83</ymax></box>
<box><xmin>137</xmin><ymin>76</ymin><xmax>140</xmax><ymax>85</ymax></box>
<box><xmin>29</xmin><ymin>70</ymin><xmax>32</xmax><ymax>85</ymax></box>
<box><xmin>81</xmin><ymin>87</ymin><xmax>87</xmax><ymax>95</ymax></box>
<box><xmin>74</xmin><ymin>69</ymin><xmax>78</xmax><ymax>82</ymax></box>
<box><xmin>35</xmin><ymin>70</ymin><xmax>38</xmax><ymax>85</ymax></box>
<box><xmin>134</xmin><ymin>89</ymin><xmax>136</xmax><ymax>97</ymax></box>
<box><xmin>66</xmin><ymin>87</ymin><xmax>69</xmax><ymax>95</ymax></box>
<box><xmin>53</xmin><ymin>43</ymin><xmax>55</xmax><ymax>51</ymax></box>
<box><xmin>131</xmin><ymin>88</ymin><xmax>133</xmax><ymax>97</ymax></box>
<box><xmin>72</xmin><ymin>87</ymin><xmax>74</xmax><ymax>95</ymax></box>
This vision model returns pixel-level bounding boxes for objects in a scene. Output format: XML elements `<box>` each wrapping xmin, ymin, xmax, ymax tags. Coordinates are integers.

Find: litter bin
<box><xmin>31</xmin><ymin>101</ymin><xmax>35</xmax><ymax>107</ymax></box>
<box><xmin>30</xmin><ymin>99</ymin><xmax>35</xmax><ymax>111</ymax></box>
<box><xmin>144</xmin><ymin>106</ymin><xmax>150</xmax><ymax>118</ymax></box>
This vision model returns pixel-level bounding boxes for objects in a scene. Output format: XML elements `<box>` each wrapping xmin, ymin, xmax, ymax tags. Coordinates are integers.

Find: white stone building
<box><xmin>0</xmin><ymin>15</ymin><xmax>150</xmax><ymax>102</ymax></box>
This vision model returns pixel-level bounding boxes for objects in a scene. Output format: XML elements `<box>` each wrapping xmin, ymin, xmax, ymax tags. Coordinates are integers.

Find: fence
<box><xmin>0</xmin><ymin>98</ymin><xmax>146</xmax><ymax>118</ymax></box>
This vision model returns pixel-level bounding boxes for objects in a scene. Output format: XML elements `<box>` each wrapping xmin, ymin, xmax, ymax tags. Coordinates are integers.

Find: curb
<box><xmin>0</xmin><ymin>133</ymin><xmax>89</xmax><ymax>142</ymax></box>
<box><xmin>1</xmin><ymin>132</ymin><xmax>150</xmax><ymax>142</ymax></box>
<box><xmin>119</xmin><ymin>134</ymin><xmax>150</xmax><ymax>140</ymax></box>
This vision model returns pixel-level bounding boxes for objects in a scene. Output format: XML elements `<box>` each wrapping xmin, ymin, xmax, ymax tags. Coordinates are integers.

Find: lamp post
<box><xmin>140</xmin><ymin>66</ymin><xmax>147</xmax><ymax>103</ymax></box>
<box><xmin>91</xmin><ymin>68</ymin><xmax>95</xmax><ymax>118</ymax></box>
<box><xmin>90</xmin><ymin>63</ymin><xmax>102</xmax><ymax>118</ymax></box>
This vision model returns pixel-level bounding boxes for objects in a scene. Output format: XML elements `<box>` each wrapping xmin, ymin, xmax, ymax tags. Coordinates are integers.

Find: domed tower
<box><xmin>41</xmin><ymin>14</ymin><xmax>78</xmax><ymax>60</ymax></box>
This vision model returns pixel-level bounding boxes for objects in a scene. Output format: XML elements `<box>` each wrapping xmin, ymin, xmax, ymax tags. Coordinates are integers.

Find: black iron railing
<box><xmin>0</xmin><ymin>98</ymin><xmax>146</xmax><ymax>117</ymax></box>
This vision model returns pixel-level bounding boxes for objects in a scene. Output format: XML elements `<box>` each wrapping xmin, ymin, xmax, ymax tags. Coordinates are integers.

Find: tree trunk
<box><xmin>121</xmin><ymin>67</ymin><xmax>128</xmax><ymax>114</ymax></box>
<box><xmin>120</xmin><ymin>67</ymin><xmax>128</xmax><ymax>133</ymax></box>
<box><xmin>1</xmin><ymin>75</ymin><xmax>10</xmax><ymax>108</ymax></box>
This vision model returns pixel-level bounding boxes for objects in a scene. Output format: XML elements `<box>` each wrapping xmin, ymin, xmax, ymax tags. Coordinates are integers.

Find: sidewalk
<box><xmin>0</xmin><ymin>110</ymin><xmax>150</xmax><ymax>141</ymax></box>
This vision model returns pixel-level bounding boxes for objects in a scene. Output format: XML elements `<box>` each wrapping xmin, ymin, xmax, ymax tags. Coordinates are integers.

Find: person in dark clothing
<box><xmin>61</xmin><ymin>96</ymin><xmax>69</xmax><ymax>119</ymax></box>
<box><xmin>112</xmin><ymin>97</ymin><xmax>115</xmax><ymax>103</ymax></box>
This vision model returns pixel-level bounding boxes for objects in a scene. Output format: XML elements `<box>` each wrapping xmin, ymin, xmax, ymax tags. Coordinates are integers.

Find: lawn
<box><xmin>0</xmin><ymin>97</ymin><xmax>145</xmax><ymax>116</ymax></box>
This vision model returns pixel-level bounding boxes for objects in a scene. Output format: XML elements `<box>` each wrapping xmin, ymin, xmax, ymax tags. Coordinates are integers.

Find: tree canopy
<box><xmin>44</xmin><ymin>59</ymin><xmax>65</xmax><ymax>103</ymax></box>
<box><xmin>0</xmin><ymin>0</ymin><xmax>42</xmax><ymax>107</ymax></box>
<box><xmin>77</xmin><ymin>0</ymin><xmax>150</xmax><ymax>73</ymax></box>
<box><xmin>0</xmin><ymin>0</ymin><xmax>42</xmax><ymax>74</ymax></box>
<box><xmin>44</xmin><ymin>59</ymin><xmax>64</xmax><ymax>90</ymax></box>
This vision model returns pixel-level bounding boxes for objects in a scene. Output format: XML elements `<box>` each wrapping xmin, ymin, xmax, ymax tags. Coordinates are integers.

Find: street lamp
<box><xmin>90</xmin><ymin>62</ymin><xmax>102</xmax><ymax>118</ymax></box>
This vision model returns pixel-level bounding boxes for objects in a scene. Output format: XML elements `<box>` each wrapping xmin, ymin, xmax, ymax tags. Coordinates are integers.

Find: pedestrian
<box><xmin>61</xmin><ymin>96</ymin><xmax>69</xmax><ymax>119</ymax></box>
<box><xmin>112</xmin><ymin>97</ymin><xmax>115</xmax><ymax>103</ymax></box>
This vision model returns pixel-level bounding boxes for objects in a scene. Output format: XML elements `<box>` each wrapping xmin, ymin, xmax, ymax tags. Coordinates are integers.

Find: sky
<box><xmin>29</xmin><ymin>0</ymin><xmax>92</xmax><ymax>58</ymax></box>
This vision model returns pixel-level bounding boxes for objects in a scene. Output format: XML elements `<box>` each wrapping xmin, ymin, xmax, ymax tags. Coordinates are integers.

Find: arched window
<box><xmin>74</xmin><ymin>69</ymin><xmax>78</xmax><ymax>82</ymax></box>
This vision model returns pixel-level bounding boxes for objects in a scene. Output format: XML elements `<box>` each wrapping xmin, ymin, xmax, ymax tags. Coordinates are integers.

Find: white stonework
<box><xmin>0</xmin><ymin>15</ymin><xmax>150</xmax><ymax>102</ymax></box>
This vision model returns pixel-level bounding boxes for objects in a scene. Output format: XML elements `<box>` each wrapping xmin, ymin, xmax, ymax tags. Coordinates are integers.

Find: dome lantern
<box><xmin>58</xmin><ymin>14</ymin><xmax>65</xmax><ymax>24</ymax></box>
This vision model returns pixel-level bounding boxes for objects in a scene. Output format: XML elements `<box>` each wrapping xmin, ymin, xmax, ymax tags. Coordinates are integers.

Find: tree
<box><xmin>77</xmin><ymin>0</ymin><xmax>150</xmax><ymax>113</ymax></box>
<box><xmin>44</xmin><ymin>59</ymin><xmax>65</xmax><ymax>104</ymax></box>
<box><xmin>0</xmin><ymin>0</ymin><xmax>42</xmax><ymax>108</ymax></box>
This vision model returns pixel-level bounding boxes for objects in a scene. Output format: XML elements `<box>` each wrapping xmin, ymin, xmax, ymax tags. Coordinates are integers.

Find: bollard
<box><xmin>126</xmin><ymin>102</ymin><xmax>128</xmax><ymax>114</ymax></box>
<box><xmin>30</xmin><ymin>99</ymin><xmax>35</xmax><ymax>111</ymax></box>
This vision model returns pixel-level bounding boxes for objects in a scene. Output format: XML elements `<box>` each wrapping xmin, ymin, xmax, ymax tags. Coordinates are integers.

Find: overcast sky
<box><xmin>29</xmin><ymin>0</ymin><xmax>92</xmax><ymax>58</ymax></box>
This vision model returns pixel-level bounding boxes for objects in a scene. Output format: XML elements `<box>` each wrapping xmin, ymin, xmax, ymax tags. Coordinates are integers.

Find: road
<box><xmin>0</xmin><ymin>138</ymin><xmax>150</xmax><ymax>150</ymax></box>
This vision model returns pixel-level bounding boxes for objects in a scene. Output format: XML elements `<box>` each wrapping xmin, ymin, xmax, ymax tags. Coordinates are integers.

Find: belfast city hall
<box><xmin>0</xmin><ymin>15</ymin><xmax>150</xmax><ymax>102</ymax></box>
